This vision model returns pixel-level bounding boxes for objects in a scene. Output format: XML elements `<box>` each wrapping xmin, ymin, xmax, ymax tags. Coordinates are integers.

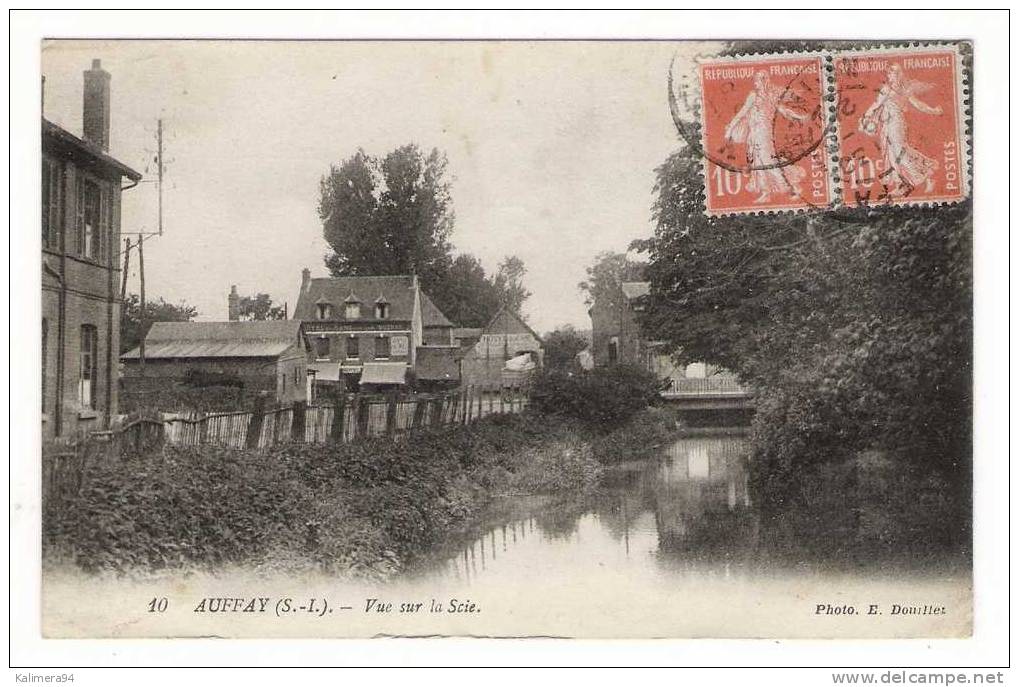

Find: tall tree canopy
<box><xmin>634</xmin><ymin>130</ymin><xmax>972</xmax><ymax>487</ymax></box>
<box><xmin>320</xmin><ymin>144</ymin><xmax>453</xmax><ymax>294</ymax></box>
<box><xmin>319</xmin><ymin>144</ymin><xmax>530</xmax><ymax>328</ymax></box>
<box><xmin>236</xmin><ymin>293</ymin><xmax>286</xmax><ymax>321</ymax></box>
<box><xmin>120</xmin><ymin>294</ymin><xmax>198</xmax><ymax>354</ymax></box>
<box><xmin>493</xmin><ymin>255</ymin><xmax>532</xmax><ymax>317</ymax></box>
<box><xmin>578</xmin><ymin>251</ymin><xmax>647</xmax><ymax>309</ymax></box>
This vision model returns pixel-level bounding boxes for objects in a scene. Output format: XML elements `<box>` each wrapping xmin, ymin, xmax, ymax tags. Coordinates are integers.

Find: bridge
<box><xmin>659</xmin><ymin>377</ymin><xmax>755</xmax><ymax>410</ymax></box>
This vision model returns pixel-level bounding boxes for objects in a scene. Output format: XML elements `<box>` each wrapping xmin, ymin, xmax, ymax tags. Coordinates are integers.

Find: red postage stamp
<box><xmin>697</xmin><ymin>54</ymin><xmax>832</xmax><ymax>216</ymax></box>
<box><xmin>834</xmin><ymin>46</ymin><xmax>968</xmax><ymax>207</ymax></box>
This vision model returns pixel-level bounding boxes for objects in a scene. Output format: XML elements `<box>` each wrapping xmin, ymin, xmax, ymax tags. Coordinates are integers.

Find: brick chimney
<box><xmin>82</xmin><ymin>59</ymin><xmax>111</xmax><ymax>151</ymax></box>
<box><xmin>228</xmin><ymin>285</ymin><xmax>240</xmax><ymax>321</ymax></box>
<box><xmin>301</xmin><ymin>267</ymin><xmax>311</xmax><ymax>293</ymax></box>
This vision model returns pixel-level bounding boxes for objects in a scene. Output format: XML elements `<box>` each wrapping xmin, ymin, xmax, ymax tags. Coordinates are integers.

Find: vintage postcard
<box><xmin>36</xmin><ymin>38</ymin><xmax>973</xmax><ymax>641</ymax></box>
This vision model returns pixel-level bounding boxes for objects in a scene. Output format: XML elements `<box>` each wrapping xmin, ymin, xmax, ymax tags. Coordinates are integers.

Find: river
<box><xmin>41</xmin><ymin>432</ymin><xmax>971</xmax><ymax>639</ymax></box>
<box><xmin>401</xmin><ymin>432</ymin><xmax>972</xmax><ymax>638</ymax></box>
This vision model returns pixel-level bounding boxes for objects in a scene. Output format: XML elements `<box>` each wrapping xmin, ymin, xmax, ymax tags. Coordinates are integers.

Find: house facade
<box><xmin>294</xmin><ymin>269</ymin><xmax>459</xmax><ymax>391</ymax></box>
<box><xmin>120</xmin><ymin>320</ymin><xmax>309</xmax><ymax>403</ymax></box>
<box><xmin>589</xmin><ymin>281</ymin><xmax>727</xmax><ymax>384</ymax></box>
<box><xmin>460</xmin><ymin>305</ymin><xmax>544</xmax><ymax>387</ymax></box>
<box><xmin>41</xmin><ymin>59</ymin><xmax>142</xmax><ymax>439</ymax></box>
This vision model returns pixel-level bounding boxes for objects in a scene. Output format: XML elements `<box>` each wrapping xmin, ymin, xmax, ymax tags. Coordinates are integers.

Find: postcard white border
<box><xmin>7</xmin><ymin>8</ymin><xmax>1011</xmax><ymax>677</ymax></box>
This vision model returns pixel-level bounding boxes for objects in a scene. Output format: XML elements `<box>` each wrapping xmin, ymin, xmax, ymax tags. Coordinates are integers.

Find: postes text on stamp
<box><xmin>698</xmin><ymin>54</ymin><xmax>832</xmax><ymax>216</ymax></box>
<box><xmin>834</xmin><ymin>46</ymin><xmax>968</xmax><ymax>208</ymax></box>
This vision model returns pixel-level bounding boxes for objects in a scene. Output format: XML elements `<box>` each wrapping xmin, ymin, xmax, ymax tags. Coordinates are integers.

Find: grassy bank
<box><xmin>43</xmin><ymin>413</ymin><xmax>608</xmax><ymax>580</ymax></box>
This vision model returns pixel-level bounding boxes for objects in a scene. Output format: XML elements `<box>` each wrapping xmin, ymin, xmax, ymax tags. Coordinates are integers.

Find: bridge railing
<box><xmin>663</xmin><ymin>376</ymin><xmax>749</xmax><ymax>396</ymax></box>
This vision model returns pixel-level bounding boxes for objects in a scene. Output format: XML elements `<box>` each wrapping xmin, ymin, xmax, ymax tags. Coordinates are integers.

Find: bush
<box><xmin>591</xmin><ymin>407</ymin><xmax>676</xmax><ymax>464</ymax></box>
<box><xmin>529</xmin><ymin>364</ymin><xmax>665</xmax><ymax>430</ymax></box>
<box><xmin>119</xmin><ymin>383</ymin><xmax>262</xmax><ymax>415</ymax></box>
<box><xmin>42</xmin><ymin>413</ymin><xmax>607</xmax><ymax>578</ymax></box>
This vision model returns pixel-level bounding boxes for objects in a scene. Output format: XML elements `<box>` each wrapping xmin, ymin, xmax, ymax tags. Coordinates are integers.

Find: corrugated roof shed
<box><xmin>121</xmin><ymin>320</ymin><xmax>302</xmax><ymax>360</ymax></box>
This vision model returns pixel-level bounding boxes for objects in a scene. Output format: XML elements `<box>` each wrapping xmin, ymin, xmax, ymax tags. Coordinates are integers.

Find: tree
<box><xmin>319</xmin><ymin>144</ymin><xmax>532</xmax><ymax>328</ymax></box>
<box><xmin>635</xmin><ymin>110</ymin><xmax>972</xmax><ymax>492</ymax></box>
<box><xmin>319</xmin><ymin>145</ymin><xmax>453</xmax><ymax>296</ymax></box>
<box><xmin>120</xmin><ymin>294</ymin><xmax>198</xmax><ymax>354</ymax></box>
<box><xmin>543</xmin><ymin>325</ymin><xmax>590</xmax><ymax>370</ymax></box>
<box><xmin>236</xmin><ymin>293</ymin><xmax>286</xmax><ymax>321</ymax></box>
<box><xmin>493</xmin><ymin>255</ymin><xmax>532</xmax><ymax>316</ymax></box>
<box><xmin>578</xmin><ymin>251</ymin><xmax>647</xmax><ymax>309</ymax></box>
<box><xmin>428</xmin><ymin>254</ymin><xmax>502</xmax><ymax>329</ymax></box>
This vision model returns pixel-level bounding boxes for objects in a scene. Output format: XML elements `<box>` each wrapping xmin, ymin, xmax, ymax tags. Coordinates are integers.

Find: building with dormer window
<box><xmin>293</xmin><ymin>268</ymin><xmax>458</xmax><ymax>391</ymax></box>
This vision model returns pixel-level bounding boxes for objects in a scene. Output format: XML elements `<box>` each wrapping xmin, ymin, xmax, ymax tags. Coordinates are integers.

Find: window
<box><xmin>375</xmin><ymin>335</ymin><xmax>390</xmax><ymax>359</ymax></box>
<box><xmin>345</xmin><ymin>303</ymin><xmax>360</xmax><ymax>320</ymax></box>
<box><xmin>316</xmin><ymin>303</ymin><xmax>331</xmax><ymax>320</ymax></box>
<box><xmin>79</xmin><ymin>325</ymin><xmax>98</xmax><ymax>408</ymax></box>
<box><xmin>608</xmin><ymin>337</ymin><xmax>619</xmax><ymax>365</ymax></box>
<box><xmin>375</xmin><ymin>302</ymin><xmax>389</xmax><ymax>319</ymax></box>
<box><xmin>314</xmin><ymin>336</ymin><xmax>330</xmax><ymax>360</ymax></box>
<box><xmin>41</xmin><ymin>319</ymin><xmax>48</xmax><ymax>412</ymax></box>
<box><xmin>76</xmin><ymin>179</ymin><xmax>105</xmax><ymax>262</ymax></box>
<box><xmin>41</xmin><ymin>159</ymin><xmax>62</xmax><ymax>250</ymax></box>
<box><xmin>346</xmin><ymin>336</ymin><xmax>359</xmax><ymax>360</ymax></box>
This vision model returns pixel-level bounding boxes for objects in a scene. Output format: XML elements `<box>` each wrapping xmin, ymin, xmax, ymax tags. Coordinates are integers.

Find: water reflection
<box><xmin>418</xmin><ymin>433</ymin><xmax>967</xmax><ymax>587</ymax></box>
<box><xmin>422</xmin><ymin>436</ymin><xmax>769</xmax><ymax>585</ymax></box>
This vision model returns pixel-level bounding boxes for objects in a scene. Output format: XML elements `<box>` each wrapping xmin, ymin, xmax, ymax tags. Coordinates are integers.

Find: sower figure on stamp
<box><xmin>724</xmin><ymin>70</ymin><xmax>809</xmax><ymax>204</ymax></box>
<box><xmin>859</xmin><ymin>64</ymin><xmax>943</xmax><ymax>196</ymax></box>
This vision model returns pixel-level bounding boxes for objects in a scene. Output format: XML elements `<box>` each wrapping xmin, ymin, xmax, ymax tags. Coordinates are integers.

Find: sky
<box><xmin>42</xmin><ymin>40</ymin><xmax>711</xmax><ymax>333</ymax></box>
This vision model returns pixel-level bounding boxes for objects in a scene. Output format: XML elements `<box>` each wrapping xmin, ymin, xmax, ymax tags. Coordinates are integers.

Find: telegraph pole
<box><xmin>135</xmin><ymin>117</ymin><xmax>165</xmax><ymax>375</ymax></box>
<box><xmin>138</xmin><ymin>233</ymin><xmax>146</xmax><ymax>374</ymax></box>
<box><xmin>157</xmin><ymin>118</ymin><xmax>164</xmax><ymax>236</ymax></box>
<box><xmin>120</xmin><ymin>237</ymin><xmax>131</xmax><ymax>302</ymax></box>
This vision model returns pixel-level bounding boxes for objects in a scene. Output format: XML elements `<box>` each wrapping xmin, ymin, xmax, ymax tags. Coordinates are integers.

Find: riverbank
<box><xmin>43</xmin><ymin>411</ymin><xmax>633</xmax><ymax>580</ymax></box>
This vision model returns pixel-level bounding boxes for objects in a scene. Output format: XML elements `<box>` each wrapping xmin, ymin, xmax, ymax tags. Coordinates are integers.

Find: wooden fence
<box><xmin>42</xmin><ymin>385</ymin><xmax>528</xmax><ymax>509</ymax></box>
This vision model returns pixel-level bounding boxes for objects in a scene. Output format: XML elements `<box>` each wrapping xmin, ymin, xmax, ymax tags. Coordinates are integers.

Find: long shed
<box><xmin>120</xmin><ymin>320</ymin><xmax>310</xmax><ymax>403</ymax></box>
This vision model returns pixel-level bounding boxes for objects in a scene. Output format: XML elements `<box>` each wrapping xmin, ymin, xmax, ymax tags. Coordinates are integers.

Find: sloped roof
<box><xmin>121</xmin><ymin>320</ymin><xmax>302</xmax><ymax>360</ymax></box>
<box><xmin>621</xmin><ymin>281</ymin><xmax>651</xmax><ymax>300</ymax></box>
<box><xmin>415</xmin><ymin>346</ymin><xmax>460</xmax><ymax>381</ymax></box>
<box><xmin>42</xmin><ymin>118</ymin><xmax>142</xmax><ymax>181</ymax></box>
<box><xmin>360</xmin><ymin>362</ymin><xmax>408</xmax><ymax>385</ymax></box>
<box><xmin>452</xmin><ymin>327</ymin><xmax>483</xmax><ymax>340</ymax></box>
<box><xmin>295</xmin><ymin>275</ymin><xmax>416</xmax><ymax>321</ymax></box>
<box><xmin>483</xmin><ymin>304</ymin><xmax>543</xmax><ymax>345</ymax></box>
<box><xmin>420</xmin><ymin>293</ymin><xmax>453</xmax><ymax>328</ymax></box>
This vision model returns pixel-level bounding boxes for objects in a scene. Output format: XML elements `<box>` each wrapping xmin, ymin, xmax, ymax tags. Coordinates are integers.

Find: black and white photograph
<box><xmin>10</xmin><ymin>8</ymin><xmax>1012</xmax><ymax>675</ymax></box>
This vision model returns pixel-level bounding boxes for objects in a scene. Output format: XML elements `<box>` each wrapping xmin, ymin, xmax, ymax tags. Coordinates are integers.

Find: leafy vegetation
<box><xmin>542</xmin><ymin>325</ymin><xmax>590</xmax><ymax>370</ymax></box>
<box><xmin>577</xmin><ymin>250</ymin><xmax>647</xmax><ymax>313</ymax></box>
<box><xmin>235</xmin><ymin>292</ymin><xmax>286</xmax><ymax>321</ymax></box>
<box><xmin>43</xmin><ymin>414</ymin><xmax>603</xmax><ymax>578</ymax></box>
<box><xmin>529</xmin><ymin>365</ymin><xmax>666</xmax><ymax>430</ymax></box>
<box><xmin>633</xmin><ymin>112</ymin><xmax>971</xmax><ymax>534</ymax></box>
<box><xmin>591</xmin><ymin>407</ymin><xmax>676</xmax><ymax>464</ymax></box>
<box><xmin>119</xmin><ymin>294</ymin><xmax>198</xmax><ymax>354</ymax></box>
<box><xmin>118</xmin><ymin>383</ymin><xmax>263</xmax><ymax>415</ymax></box>
<box><xmin>318</xmin><ymin>144</ymin><xmax>530</xmax><ymax>327</ymax></box>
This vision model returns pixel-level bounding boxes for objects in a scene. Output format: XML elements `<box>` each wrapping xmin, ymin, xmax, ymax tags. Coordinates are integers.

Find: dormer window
<box><xmin>375</xmin><ymin>295</ymin><xmax>390</xmax><ymax>320</ymax></box>
<box><xmin>344</xmin><ymin>292</ymin><xmax>361</xmax><ymax>320</ymax></box>
<box><xmin>316</xmin><ymin>302</ymin><xmax>332</xmax><ymax>320</ymax></box>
